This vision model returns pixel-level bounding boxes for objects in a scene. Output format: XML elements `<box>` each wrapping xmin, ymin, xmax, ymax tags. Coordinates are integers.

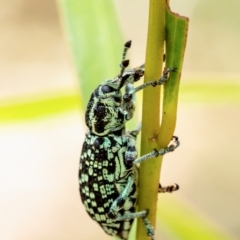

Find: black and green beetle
<box><xmin>79</xmin><ymin>41</ymin><xmax>179</xmax><ymax>240</ymax></box>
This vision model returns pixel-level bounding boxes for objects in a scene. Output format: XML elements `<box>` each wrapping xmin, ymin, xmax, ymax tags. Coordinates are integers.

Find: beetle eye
<box><xmin>102</xmin><ymin>85</ymin><xmax>114</xmax><ymax>93</ymax></box>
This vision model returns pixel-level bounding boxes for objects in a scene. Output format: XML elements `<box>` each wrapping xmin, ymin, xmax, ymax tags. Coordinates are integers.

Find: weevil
<box><xmin>79</xmin><ymin>41</ymin><xmax>179</xmax><ymax>240</ymax></box>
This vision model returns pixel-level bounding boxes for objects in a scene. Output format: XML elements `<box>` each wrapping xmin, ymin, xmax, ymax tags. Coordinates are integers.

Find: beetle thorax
<box><xmin>85</xmin><ymin>83</ymin><xmax>125</xmax><ymax>136</ymax></box>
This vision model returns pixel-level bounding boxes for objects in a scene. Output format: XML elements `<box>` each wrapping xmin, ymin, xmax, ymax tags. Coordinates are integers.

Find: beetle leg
<box><xmin>132</xmin><ymin>67</ymin><xmax>177</xmax><ymax>94</ymax></box>
<box><xmin>133</xmin><ymin>136</ymin><xmax>180</xmax><ymax>165</ymax></box>
<box><xmin>158</xmin><ymin>183</ymin><xmax>179</xmax><ymax>193</ymax></box>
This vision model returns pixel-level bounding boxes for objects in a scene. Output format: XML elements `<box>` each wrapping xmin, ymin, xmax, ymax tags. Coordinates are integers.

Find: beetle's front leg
<box><xmin>134</xmin><ymin>67</ymin><xmax>177</xmax><ymax>93</ymax></box>
<box><xmin>124</xmin><ymin>68</ymin><xmax>177</xmax><ymax>99</ymax></box>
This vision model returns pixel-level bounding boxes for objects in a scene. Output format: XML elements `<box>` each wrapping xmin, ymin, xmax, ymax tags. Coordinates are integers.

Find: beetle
<box><xmin>79</xmin><ymin>41</ymin><xmax>179</xmax><ymax>240</ymax></box>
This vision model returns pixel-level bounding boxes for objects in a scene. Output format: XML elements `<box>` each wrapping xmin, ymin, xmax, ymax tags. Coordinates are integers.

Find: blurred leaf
<box><xmin>157</xmin><ymin>196</ymin><xmax>237</xmax><ymax>240</ymax></box>
<box><xmin>57</xmin><ymin>0</ymin><xmax>123</xmax><ymax>106</ymax></box>
<box><xmin>180</xmin><ymin>81</ymin><xmax>240</xmax><ymax>104</ymax></box>
<box><xmin>0</xmin><ymin>91</ymin><xmax>80</xmax><ymax>123</ymax></box>
<box><xmin>0</xmin><ymin>81</ymin><xmax>239</xmax><ymax>123</ymax></box>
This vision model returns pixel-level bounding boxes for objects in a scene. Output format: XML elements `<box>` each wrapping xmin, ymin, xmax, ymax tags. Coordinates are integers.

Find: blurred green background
<box><xmin>0</xmin><ymin>0</ymin><xmax>240</xmax><ymax>240</ymax></box>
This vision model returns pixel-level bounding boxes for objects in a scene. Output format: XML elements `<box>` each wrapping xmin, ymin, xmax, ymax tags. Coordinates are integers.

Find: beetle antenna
<box><xmin>118</xmin><ymin>60</ymin><xmax>129</xmax><ymax>89</ymax></box>
<box><xmin>119</xmin><ymin>41</ymin><xmax>131</xmax><ymax>75</ymax></box>
<box><xmin>119</xmin><ymin>59</ymin><xmax>129</xmax><ymax>76</ymax></box>
<box><xmin>121</xmin><ymin>40</ymin><xmax>131</xmax><ymax>62</ymax></box>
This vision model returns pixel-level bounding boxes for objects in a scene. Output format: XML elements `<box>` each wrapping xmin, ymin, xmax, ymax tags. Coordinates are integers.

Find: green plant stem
<box><xmin>136</xmin><ymin>0</ymin><xmax>165</xmax><ymax>240</ymax></box>
<box><xmin>137</xmin><ymin>1</ymin><xmax>188</xmax><ymax>240</ymax></box>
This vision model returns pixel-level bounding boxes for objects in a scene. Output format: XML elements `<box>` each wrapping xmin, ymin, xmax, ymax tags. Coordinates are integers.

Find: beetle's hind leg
<box><xmin>142</xmin><ymin>216</ymin><xmax>155</xmax><ymax>240</ymax></box>
<box><xmin>158</xmin><ymin>183</ymin><xmax>179</xmax><ymax>193</ymax></box>
<box><xmin>114</xmin><ymin>210</ymin><xmax>155</xmax><ymax>240</ymax></box>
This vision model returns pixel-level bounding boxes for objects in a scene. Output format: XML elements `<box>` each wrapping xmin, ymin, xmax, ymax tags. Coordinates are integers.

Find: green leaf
<box><xmin>158</xmin><ymin>2</ymin><xmax>189</xmax><ymax>146</ymax></box>
<box><xmin>57</xmin><ymin>0</ymin><xmax>123</xmax><ymax>106</ymax></box>
<box><xmin>0</xmin><ymin>91</ymin><xmax>80</xmax><ymax>123</ymax></box>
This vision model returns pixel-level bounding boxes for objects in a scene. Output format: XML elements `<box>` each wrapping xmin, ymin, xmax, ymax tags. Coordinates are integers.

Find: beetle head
<box><xmin>85</xmin><ymin>65</ymin><xmax>144</xmax><ymax>136</ymax></box>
